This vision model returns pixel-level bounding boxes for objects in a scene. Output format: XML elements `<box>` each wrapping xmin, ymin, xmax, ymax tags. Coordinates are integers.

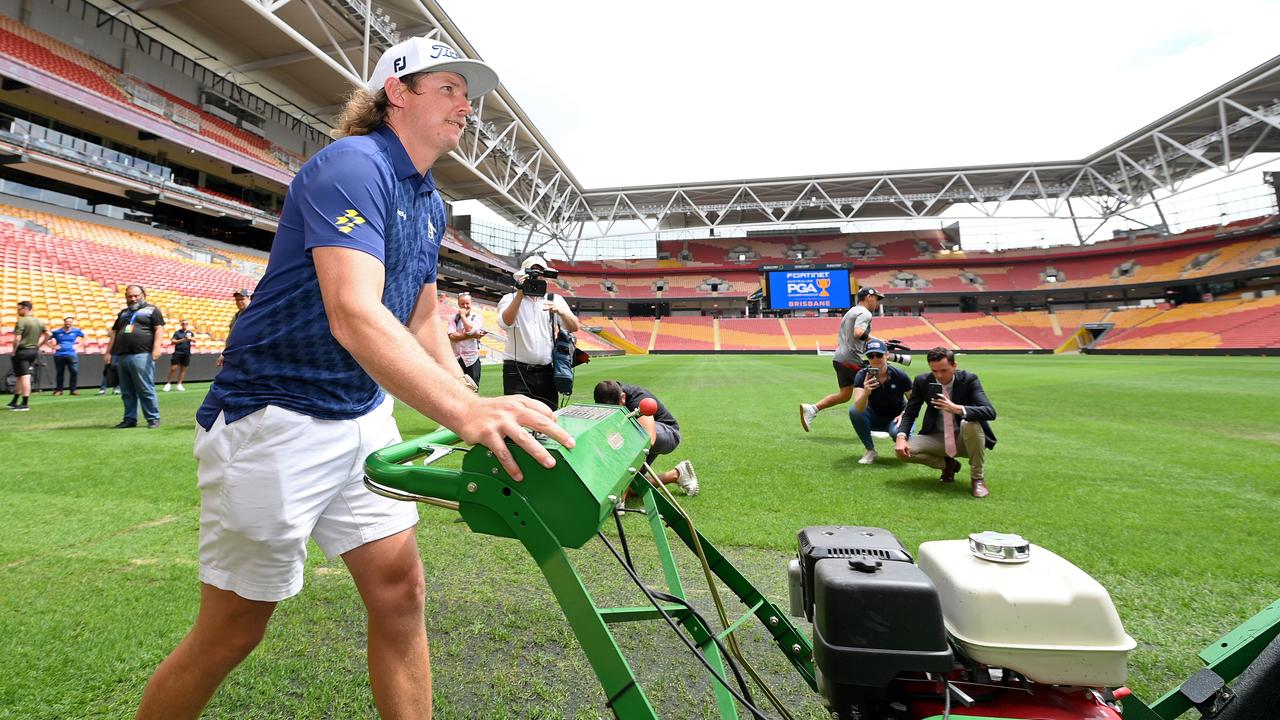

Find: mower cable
<box><xmin>597</xmin><ymin>532</ymin><xmax>771</xmax><ymax>720</ymax></box>
<box><xmin>609</xmin><ymin>499</ymin><xmax>757</xmax><ymax>705</ymax></box>
<box><xmin>642</xmin><ymin>464</ymin><xmax>797</xmax><ymax>720</ymax></box>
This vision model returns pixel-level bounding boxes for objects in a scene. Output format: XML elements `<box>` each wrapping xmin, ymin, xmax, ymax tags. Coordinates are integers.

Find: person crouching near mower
<box><xmin>893</xmin><ymin>347</ymin><xmax>997</xmax><ymax>498</ymax></box>
<box><xmin>848</xmin><ymin>339</ymin><xmax>912</xmax><ymax>465</ymax></box>
<box><xmin>594</xmin><ymin>380</ymin><xmax>699</xmax><ymax>497</ymax></box>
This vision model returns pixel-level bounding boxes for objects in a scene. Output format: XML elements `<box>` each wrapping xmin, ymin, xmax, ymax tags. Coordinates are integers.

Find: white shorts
<box><xmin>195</xmin><ymin>396</ymin><xmax>419</xmax><ymax>602</ymax></box>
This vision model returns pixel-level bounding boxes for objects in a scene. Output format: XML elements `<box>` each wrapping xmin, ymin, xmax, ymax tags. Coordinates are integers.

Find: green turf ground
<box><xmin>1</xmin><ymin>353</ymin><xmax>1278</xmax><ymax>719</ymax></box>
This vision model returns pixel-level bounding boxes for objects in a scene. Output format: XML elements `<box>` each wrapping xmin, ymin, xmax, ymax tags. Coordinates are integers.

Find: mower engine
<box><xmin>789</xmin><ymin>527</ymin><xmax>1136</xmax><ymax>720</ymax></box>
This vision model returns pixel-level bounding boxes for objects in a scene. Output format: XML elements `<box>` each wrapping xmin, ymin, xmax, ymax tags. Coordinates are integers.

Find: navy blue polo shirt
<box><xmin>853</xmin><ymin>364</ymin><xmax>911</xmax><ymax>418</ymax></box>
<box><xmin>197</xmin><ymin>124</ymin><xmax>443</xmax><ymax>429</ymax></box>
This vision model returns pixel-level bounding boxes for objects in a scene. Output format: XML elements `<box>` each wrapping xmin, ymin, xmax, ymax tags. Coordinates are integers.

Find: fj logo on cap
<box><xmin>335</xmin><ymin>209</ymin><xmax>366</xmax><ymax>234</ymax></box>
<box><xmin>393</xmin><ymin>56</ymin><xmax>407</xmax><ymax>73</ymax></box>
<box><xmin>430</xmin><ymin>43</ymin><xmax>460</xmax><ymax>60</ymax></box>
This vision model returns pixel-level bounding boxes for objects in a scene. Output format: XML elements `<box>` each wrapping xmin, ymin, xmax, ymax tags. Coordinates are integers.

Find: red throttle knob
<box><xmin>637</xmin><ymin>398</ymin><xmax>658</xmax><ymax>417</ymax></box>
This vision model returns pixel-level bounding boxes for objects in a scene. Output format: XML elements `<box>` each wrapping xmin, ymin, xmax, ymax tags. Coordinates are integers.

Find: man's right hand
<box><xmin>895</xmin><ymin>436</ymin><xmax>911</xmax><ymax>459</ymax></box>
<box><xmin>452</xmin><ymin>395</ymin><xmax>575</xmax><ymax>481</ymax></box>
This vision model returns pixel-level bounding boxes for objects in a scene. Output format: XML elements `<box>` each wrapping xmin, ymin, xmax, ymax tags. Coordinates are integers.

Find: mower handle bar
<box><xmin>364</xmin><ymin>427</ymin><xmax>468</xmax><ymax>505</ymax></box>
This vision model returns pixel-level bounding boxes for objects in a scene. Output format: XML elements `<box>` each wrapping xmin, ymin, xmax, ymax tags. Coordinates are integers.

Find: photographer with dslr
<box><xmin>497</xmin><ymin>255</ymin><xmax>579</xmax><ymax>410</ymax></box>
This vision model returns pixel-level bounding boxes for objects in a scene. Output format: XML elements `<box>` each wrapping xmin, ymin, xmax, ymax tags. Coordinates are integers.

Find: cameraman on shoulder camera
<box><xmin>497</xmin><ymin>255</ymin><xmax>579</xmax><ymax>410</ymax></box>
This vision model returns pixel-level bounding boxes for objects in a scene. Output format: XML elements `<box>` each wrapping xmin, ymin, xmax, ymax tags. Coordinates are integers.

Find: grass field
<box><xmin>1</xmin><ymin>353</ymin><xmax>1278</xmax><ymax>719</ymax></box>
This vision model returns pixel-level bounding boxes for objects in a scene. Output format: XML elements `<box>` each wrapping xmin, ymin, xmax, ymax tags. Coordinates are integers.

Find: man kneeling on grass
<box><xmin>849</xmin><ymin>339</ymin><xmax>912</xmax><ymax>465</ymax></box>
<box><xmin>594</xmin><ymin>380</ymin><xmax>699</xmax><ymax>497</ymax></box>
<box><xmin>894</xmin><ymin>347</ymin><xmax>998</xmax><ymax>498</ymax></box>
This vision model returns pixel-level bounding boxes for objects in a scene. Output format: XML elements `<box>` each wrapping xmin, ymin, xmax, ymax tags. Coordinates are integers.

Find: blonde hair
<box><xmin>332</xmin><ymin>87</ymin><xmax>390</xmax><ymax>139</ymax></box>
<box><xmin>331</xmin><ymin>73</ymin><xmax>427</xmax><ymax>139</ymax></box>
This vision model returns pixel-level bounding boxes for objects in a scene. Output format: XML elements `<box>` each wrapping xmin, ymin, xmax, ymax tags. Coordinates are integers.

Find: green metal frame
<box><xmin>1119</xmin><ymin>598</ymin><xmax>1280</xmax><ymax>719</ymax></box>
<box><xmin>363</xmin><ymin>408</ymin><xmax>812</xmax><ymax>719</ymax></box>
<box><xmin>365</xmin><ymin>407</ymin><xmax>1280</xmax><ymax>720</ymax></box>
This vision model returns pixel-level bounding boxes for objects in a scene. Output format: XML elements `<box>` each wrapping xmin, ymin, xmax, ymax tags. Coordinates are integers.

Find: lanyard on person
<box><xmin>123</xmin><ymin>304</ymin><xmax>146</xmax><ymax>334</ymax></box>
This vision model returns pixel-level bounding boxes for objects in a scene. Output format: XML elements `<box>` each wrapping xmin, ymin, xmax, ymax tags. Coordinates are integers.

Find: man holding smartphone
<box><xmin>849</xmin><ymin>339</ymin><xmax>912</xmax><ymax>465</ymax></box>
<box><xmin>894</xmin><ymin>347</ymin><xmax>997</xmax><ymax>497</ymax></box>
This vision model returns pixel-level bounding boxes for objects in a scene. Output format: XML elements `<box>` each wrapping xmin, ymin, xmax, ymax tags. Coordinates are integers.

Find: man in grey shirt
<box><xmin>801</xmin><ymin>287</ymin><xmax>906</xmax><ymax>431</ymax></box>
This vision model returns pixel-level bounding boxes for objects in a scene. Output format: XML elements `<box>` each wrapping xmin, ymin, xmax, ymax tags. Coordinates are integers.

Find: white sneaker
<box><xmin>675</xmin><ymin>460</ymin><xmax>699</xmax><ymax>496</ymax></box>
<box><xmin>163</xmin><ymin>383</ymin><xmax>171</xmax><ymax>392</ymax></box>
<box><xmin>858</xmin><ymin>450</ymin><xmax>879</xmax><ymax>465</ymax></box>
<box><xmin>176</xmin><ymin>384</ymin><xmax>185</xmax><ymax>392</ymax></box>
<box><xmin>96</xmin><ymin>388</ymin><xmax>106</xmax><ymax>395</ymax></box>
<box><xmin>113</xmin><ymin>388</ymin><xmax>121</xmax><ymax>395</ymax></box>
<box><xmin>800</xmin><ymin>403</ymin><xmax>818</xmax><ymax>432</ymax></box>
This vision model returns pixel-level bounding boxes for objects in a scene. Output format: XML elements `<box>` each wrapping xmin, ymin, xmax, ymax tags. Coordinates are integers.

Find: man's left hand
<box><xmin>930</xmin><ymin>396</ymin><xmax>963</xmax><ymax>416</ymax></box>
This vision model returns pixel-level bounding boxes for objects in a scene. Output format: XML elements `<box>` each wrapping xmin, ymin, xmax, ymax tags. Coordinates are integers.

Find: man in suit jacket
<box><xmin>894</xmin><ymin>347</ymin><xmax>998</xmax><ymax>498</ymax></box>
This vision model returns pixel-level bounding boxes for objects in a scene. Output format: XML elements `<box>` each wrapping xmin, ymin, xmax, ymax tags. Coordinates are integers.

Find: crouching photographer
<box><xmin>497</xmin><ymin>255</ymin><xmax>580</xmax><ymax>411</ymax></box>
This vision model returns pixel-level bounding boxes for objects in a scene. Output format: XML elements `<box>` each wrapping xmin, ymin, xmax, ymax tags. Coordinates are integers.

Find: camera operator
<box><xmin>497</xmin><ymin>255</ymin><xmax>579</xmax><ymax>410</ymax></box>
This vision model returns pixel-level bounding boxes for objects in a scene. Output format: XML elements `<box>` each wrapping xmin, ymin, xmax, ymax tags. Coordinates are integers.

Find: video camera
<box><xmin>520</xmin><ymin>266</ymin><xmax>559</xmax><ymax>297</ymax></box>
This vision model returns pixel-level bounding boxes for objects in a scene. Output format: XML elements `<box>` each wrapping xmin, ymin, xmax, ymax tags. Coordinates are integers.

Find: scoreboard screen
<box><xmin>764</xmin><ymin>267</ymin><xmax>852</xmax><ymax>310</ymax></box>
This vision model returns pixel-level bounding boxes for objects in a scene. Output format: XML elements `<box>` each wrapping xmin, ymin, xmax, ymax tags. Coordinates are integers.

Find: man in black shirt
<box><xmin>107</xmin><ymin>285</ymin><xmax>165</xmax><ymax>428</ymax></box>
<box><xmin>217</xmin><ymin>289</ymin><xmax>251</xmax><ymax>368</ymax></box>
<box><xmin>164</xmin><ymin>319</ymin><xmax>195</xmax><ymax>392</ymax></box>
<box><xmin>594</xmin><ymin>380</ymin><xmax>699</xmax><ymax>496</ymax></box>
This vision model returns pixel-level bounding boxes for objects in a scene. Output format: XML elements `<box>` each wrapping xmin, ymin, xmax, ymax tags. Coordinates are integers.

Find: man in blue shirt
<box><xmin>849</xmin><ymin>339</ymin><xmax>912</xmax><ymax>465</ymax></box>
<box><xmin>137</xmin><ymin>37</ymin><xmax>573</xmax><ymax>720</ymax></box>
<box><xmin>47</xmin><ymin>315</ymin><xmax>84</xmax><ymax>395</ymax></box>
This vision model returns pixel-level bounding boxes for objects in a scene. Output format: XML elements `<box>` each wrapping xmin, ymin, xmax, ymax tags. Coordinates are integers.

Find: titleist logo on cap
<box><xmin>429</xmin><ymin>43</ymin><xmax>460</xmax><ymax>60</ymax></box>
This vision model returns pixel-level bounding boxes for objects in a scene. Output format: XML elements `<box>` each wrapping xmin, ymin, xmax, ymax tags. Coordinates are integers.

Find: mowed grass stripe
<box><xmin>0</xmin><ymin>354</ymin><xmax>1277</xmax><ymax>718</ymax></box>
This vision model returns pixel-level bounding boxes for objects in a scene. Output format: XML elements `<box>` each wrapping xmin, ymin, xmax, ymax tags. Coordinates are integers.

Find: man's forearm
<box><xmin>416</xmin><ymin>320</ymin><xmax>462</xmax><ymax>373</ymax></box>
<box><xmin>336</xmin><ymin>306</ymin><xmax>475</xmax><ymax>428</ymax></box>
<box><xmin>500</xmin><ymin>292</ymin><xmax>523</xmax><ymax>326</ymax></box>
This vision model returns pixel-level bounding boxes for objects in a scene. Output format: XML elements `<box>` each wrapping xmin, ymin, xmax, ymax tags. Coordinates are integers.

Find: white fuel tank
<box><xmin>917</xmin><ymin>533</ymin><xmax>1135</xmax><ymax>687</ymax></box>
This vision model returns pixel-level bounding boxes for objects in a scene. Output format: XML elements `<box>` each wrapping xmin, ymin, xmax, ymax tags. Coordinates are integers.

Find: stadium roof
<box><xmin>95</xmin><ymin>0</ymin><xmax>1280</xmax><ymax>243</ymax></box>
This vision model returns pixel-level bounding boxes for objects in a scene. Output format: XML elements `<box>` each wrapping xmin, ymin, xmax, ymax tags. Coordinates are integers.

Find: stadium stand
<box><xmin>0</xmin><ymin>207</ymin><xmax>256</xmax><ymax>353</ymax></box>
<box><xmin>1093</xmin><ymin>296</ymin><xmax>1280</xmax><ymax>350</ymax></box>
<box><xmin>0</xmin><ymin>16</ymin><xmax>298</xmax><ymax>175</ymax></box>
<box><xmin>651</xmin><ymin>316</ymin><xmax>716</xmax><ymax>351</ymax></box>
<box><xmin>926</xmin><ymin>312</ymin><xmax>1040</xmax><ymax>351</ymax></box>
<box><xmin>994</xmin><ymin>309</ymin><xmax>1111</xmax><ymax>350</ymax></box>
<box><xmin>993</xmin><ymin>311</ymin><xmax>1061</xmax><ymax>350</ymax></box>
<box><xmin>717</xmin><ymin>318</ymin><xmax>792</xmax><ymax>350</ymax></box>
<box><xmin>559</xmin><ymin>221</ymin><xmax>1280</xmax><ymax>303</ymax></box>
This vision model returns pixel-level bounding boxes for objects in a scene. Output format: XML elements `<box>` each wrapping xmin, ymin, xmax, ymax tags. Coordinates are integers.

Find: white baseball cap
<box><xmin>367</xmin><ymin>36</ymin><xmax>499</xmax><ymax>100</ymax></box>
<box><xmin>520</xmin><ymin>255</ymin><xmax>554</xmax><ymax>272</ymax></box>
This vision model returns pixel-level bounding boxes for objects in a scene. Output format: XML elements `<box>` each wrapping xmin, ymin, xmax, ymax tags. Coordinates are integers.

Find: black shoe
<box><xmin>939</xmin><ymin>457</ymin><xmax>961</xmax><ymax>483</ymax></box>
<box><xmin>146</xmin><ymin>419</ymin><xmax>160</xmax><ymax>429</ymax></box>
<box><xmin>113</xmin><ymin>420</ymin><xmax>138</xmax><ymax>429</ymax></box>
<box><xmin>11</xmin><ymin>405</ymin><xmax>29</xmax><ymax>412</ymax></box>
